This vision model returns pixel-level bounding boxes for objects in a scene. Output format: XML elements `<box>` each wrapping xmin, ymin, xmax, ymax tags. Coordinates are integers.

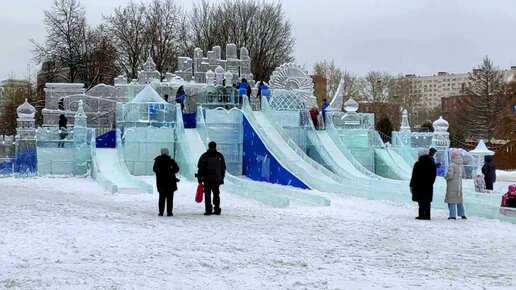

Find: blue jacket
<box><xmin>321</xmin><ymin>102</ymin><xmax>330</xmax><ymax>114</ymax></box>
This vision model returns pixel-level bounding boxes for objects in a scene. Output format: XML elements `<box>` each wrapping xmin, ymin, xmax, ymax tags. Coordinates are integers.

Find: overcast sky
<box><xmin>1</xmin><ymin>0</ymin><xmax>515</xmax><ymax>81</ymax></box>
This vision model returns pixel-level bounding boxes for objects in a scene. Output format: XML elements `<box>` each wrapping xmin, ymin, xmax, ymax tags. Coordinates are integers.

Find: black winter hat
<box><xmin>208</xmin><ymin>141</ymin><xmax>217</xmax><ymax>149</ymax></box>
<box><xmin>429</xmin><ymin>148</ymin><xmax>437</xmax><ymax>156</ymax></box>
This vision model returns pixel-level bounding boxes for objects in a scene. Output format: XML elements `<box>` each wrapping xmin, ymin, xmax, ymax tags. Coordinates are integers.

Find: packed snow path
<box><xmin>1</xmin><ymin>177</ymin><xmax>515</xmax><ymax>289</ymax></box>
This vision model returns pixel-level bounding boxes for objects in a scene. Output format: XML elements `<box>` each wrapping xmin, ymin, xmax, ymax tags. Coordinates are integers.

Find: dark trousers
<box><xmin>158</xmin><ymin>191</ymin><xmax>174</xmax><ymax>214</ymax></box>
<box><xmin>204</xmin><ymin>183</ymin><xmax>220</xmax><ymax>213</ymax></box>
<box><xmin>485</xmin><ymin>181</ymin><xmax>494</xmax><ymax>190</ymax></box>
<box><xmin>418</xmin><ymin>201</ymin><xmax>431</xmax><ymax>219</ymax></box>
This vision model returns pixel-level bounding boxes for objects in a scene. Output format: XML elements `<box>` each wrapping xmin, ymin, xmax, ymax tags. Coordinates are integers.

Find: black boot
<box><xmin>214</xmin><ymin>208</ymin><xmax>221</xmax><ymax>215</ymax></box>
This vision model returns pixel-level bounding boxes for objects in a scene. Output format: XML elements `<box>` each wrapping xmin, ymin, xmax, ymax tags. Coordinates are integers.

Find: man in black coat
<box><xmin>153</xmin><ymin>148</ymin><xmax>180</xmax><ymax>216</ymax></box>
<box><xmin>410</xmin><ymin>148</ymin><xmax>437</xmax><ymax>220</ymax></box>
<box><xmin>481</xmin><ymin>155</ymin><xmax>496</xmax><ymax>190</ymax></box>
<box><xmin>197</xmin><ymin>141</ymin><xmax>226</xmax><ymax>215</ymax></box>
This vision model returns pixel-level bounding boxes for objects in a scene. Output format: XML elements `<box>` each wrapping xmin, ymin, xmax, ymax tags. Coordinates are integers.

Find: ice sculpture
<box><xmin>14</xmin><ymin>99</ymin><xmax>37</xmax><ymax>176</ymax></box>
<box><xmin>269</xmin><ymin>63</ymin><xmax>314</xmax><ymax>97</ymax></box>
<box><xmin>469</xmin><ymin>139</ymin><xmax>495</xmax><ymax>173</ymax></box>
<box><xmin>73</xmin><ymin>100</ymin><xmax>89</xmax><ymax>175</ymax></box>
<box><xmin>329</xmin><ymin>78</ymin><xmax>345</xmax><ymax>111</ymax></box>
<box><xmin>117</xmin><ymin>85</ymin><xmax>176</xmax><ymax>175</ymax></box>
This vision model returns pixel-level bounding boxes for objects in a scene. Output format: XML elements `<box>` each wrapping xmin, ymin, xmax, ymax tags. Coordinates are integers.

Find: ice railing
<box><xmin>36</xmin><ymin>126</ymin><xmax>75</xmax><ymax>147</ymax></box>
<box><xmin>197</xmin><ymin>105</ymin><xmax>330</xmax><ymax>206</ymax></box>
<box><xmin>115</xmin><ymin>129</ymin><xmax>154</xmax><ymax>194</ymax></box>
<box><xmin>253</xmin><ymin>96</ymin><xmax>366</xmax><ymax>193</ymax></box>
<box><xmin>89</xmin><ymin>128</ymin><xmax>117</xmax><ymax>193</ymax></box>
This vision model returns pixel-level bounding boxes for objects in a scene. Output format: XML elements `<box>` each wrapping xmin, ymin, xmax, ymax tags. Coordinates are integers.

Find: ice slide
<box><xmin>91</xmin><ymin>131</ymin><xmax>153</xmax><ymax>194</ymax></box>
<box><xmin>386</xmin><ymin>148</ymin><xmax>413</xmax><ymax>176</ymax></box>
<box><xmin>373</xmin><ymin>148</ymin><xmax>412</xmax><ymax>180</ymax></box>
<box><xmin>174</xmin><ymin>107</ymin><xmax>330</xmax><ymax>207</ymax></box>
<box><xmin>242</xmin><ymin>97</ymin><xmax>397</xmax><ymax>194</ymax></box>
<box><xmin>313</xmin><ymin>130</ymin><xmax>370</xmax><ymax>179</ymax></box>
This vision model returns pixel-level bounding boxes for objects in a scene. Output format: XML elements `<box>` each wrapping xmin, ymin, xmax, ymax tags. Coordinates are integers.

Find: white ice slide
<box><xmin>250</xmin><ymin>111</ymin><xmax>350</xmax><ymax>192</ymax></box>
<box><xmin>95</xmin><ymin>148</ymin><xmax>152</xmax><ymax>194</ymax></box>
<box><xmin>181</xmin><ymin>128</ymin><xmax>329</xmax><ymax>207</ymax></box>
<box><xmin>386</xmin><ymin>147</ymin><xmax>413</xmax><ymax>177</ymax></box>
<box><xmin>315</xmin><ymin>130</ymin><xmax>369</xmax><ymax>179</ymax></box>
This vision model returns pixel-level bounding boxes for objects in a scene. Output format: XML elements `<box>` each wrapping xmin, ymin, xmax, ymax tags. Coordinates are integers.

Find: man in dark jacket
<box><xmin>153</xmin><ymin>148</ymin><xmax>180</xmax><ymax>216</ymax></box>
<box><xmin>410</xmin><ymin>148</ymin><xmax>437</xmax><ymax>220</ymax></box>
<box><xmin>197</xmin><ymin>141</ymin><xmax>226</xmax><ymax>215</ymax></box>
<box><xmin>481</xmin><ymin>155</ymin><xmax>496</xmax><ymax>190</ymax></box>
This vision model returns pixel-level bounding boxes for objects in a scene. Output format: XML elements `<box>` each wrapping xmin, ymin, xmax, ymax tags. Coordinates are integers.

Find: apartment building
<box><xmin>393</xmin><ymin>66</ymin><xmax>516</xmax><ymax>109</ymax></box>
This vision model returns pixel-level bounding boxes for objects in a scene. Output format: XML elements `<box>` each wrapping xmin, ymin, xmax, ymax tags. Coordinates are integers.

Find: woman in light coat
<box><xmin>445</xmin><ymin>150</ymin><xmax>467</xmax><ymax>220</ymax></box>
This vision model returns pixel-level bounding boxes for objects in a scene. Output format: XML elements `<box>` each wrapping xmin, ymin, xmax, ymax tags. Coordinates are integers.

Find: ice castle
<box><xmin>0</xmin><ymin>44</ymin><xmax>510</xmax><ymax>222</ymax></box>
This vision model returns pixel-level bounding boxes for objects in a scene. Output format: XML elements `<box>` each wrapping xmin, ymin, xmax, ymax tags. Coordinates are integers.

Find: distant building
<box><xmin>392</xmin><ymin>67</ymin><xmax>516</xmax><ymax>110</ymax></box>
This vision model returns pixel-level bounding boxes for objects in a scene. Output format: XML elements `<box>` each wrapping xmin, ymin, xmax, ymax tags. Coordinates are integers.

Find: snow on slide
<box><xmin>95</xmin><ymin>148</ymin><xmax>145</xmax><ymax>194</ymax></box>
<box><xmin>184</xmin><ymin>129</ymin><xmax>206</xmax><ymax>164</ymax></box>
<box><xmin>374</xmin><ymin>148</ymin><xmax>412</xmax><ymax>180</ymax></box>
<box><xmin>315</xmin><ymin>130</ymin><xmax>368</xmax><ymax>179</ymax></box>
<box><xmin>252</xmin><ymin>112</ymin><xmax>341</xmax><ymax>190</ymax></box>
<box><xmin>386</xmin><ymin>147</ymin><xmax>413</xmax><ymax>176</ymax></box>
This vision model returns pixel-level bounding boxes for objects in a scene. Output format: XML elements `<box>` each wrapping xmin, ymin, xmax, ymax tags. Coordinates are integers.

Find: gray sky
<box><xmin>1</xmin><ymin>0</ymin><xmax>515</xmax><ymax>81</ymax></box>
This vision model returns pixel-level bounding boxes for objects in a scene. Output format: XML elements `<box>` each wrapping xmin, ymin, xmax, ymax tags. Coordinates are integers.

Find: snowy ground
<box><xmin>1</xmin><ymin>177</ymin><xmax>516</xmax><ymax>290</ymax></box>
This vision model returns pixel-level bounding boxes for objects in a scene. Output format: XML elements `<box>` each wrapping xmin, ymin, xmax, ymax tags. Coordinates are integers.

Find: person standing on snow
<box><xmin>410</xmin><ymin>148</ymin><xmax>437</xmax><ymax>220</ymax></box>
<box><xmin>445</xmin><ymin>150</ymin><xmax>467</xmax><ymax>220</ymax></box>
<box><xmin>153</xmin><ymin>148</ymin><xmax>180</xmax><ymax>216</ymax></box>
<box><xmin>197</xmin><ymin>141</ymin><xmax>226</xmax><ymax>216</ymax></box>
<box><xmin>481</xmin><ymin>155</ymin><xmax>496</xmax><ymax>190</ymax></box>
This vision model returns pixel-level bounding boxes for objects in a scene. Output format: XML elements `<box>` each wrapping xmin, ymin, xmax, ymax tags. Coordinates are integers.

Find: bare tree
<box><xmin>313</xmin><ymin>60</ymin><xmax>342</xmax><ymax>99</ymax></box>
<box><xmin>342</xmin><ymin>71</ymin><xmax>362</xmax><ymax>101</ymax></box>
<box><xmin>30</xmin><ymin>0</ymin><xmax>87</xmax><ymax>83</ymax></box>
<box><xmin>145</xmin><ymin>0</ymin><xmax>183</xmax><ymax>76</ymax></box>
<box><xmin>80</xmin><ymin>24</ymin><xmax>118</xmax><ymax>87</ymax></box>
<box><xmin>389</xmin><ymin>74</ymin><xmax>422</xmax><ymax>114</ymax></box>
<box><xmin>0</xmin><ymin>78</ymin><xmax>35</xmax><ymax>135</ymax></box>
<box><xmin>188</xmin><ymin>0</ymin><xmax>295</xmax><ymax>81</ymax></box>
<box><xmin>458</xmin><ymin>56</ymin><xmax>506</xmax><ymax>141</ymax></box>
<box><xmin>105</xmin><ymin>2</ymin><xmax>148</xmax><ymax>80</ymax></box>
<box><xmin>360</xmin><ymin>71</ymin><xmax>393</xmax><ymax>122</ymax></box>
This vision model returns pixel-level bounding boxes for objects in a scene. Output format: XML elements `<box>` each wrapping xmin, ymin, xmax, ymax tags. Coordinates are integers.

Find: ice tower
<box><xmin>431</xmin><ymin>116</ymin><xmax>450</xmax><ymax>176</ymax></box>
<box><xmin>14</xmin><ymin>99</ymin><xmax>37</xmax><ymax>176</ymax></box>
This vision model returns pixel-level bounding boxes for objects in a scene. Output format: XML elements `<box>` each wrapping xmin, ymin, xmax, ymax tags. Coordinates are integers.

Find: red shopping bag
<box><xmin>195</xmin><ymin>184</ymin><xmax>204</xmax><ymax>203</ymax></box>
